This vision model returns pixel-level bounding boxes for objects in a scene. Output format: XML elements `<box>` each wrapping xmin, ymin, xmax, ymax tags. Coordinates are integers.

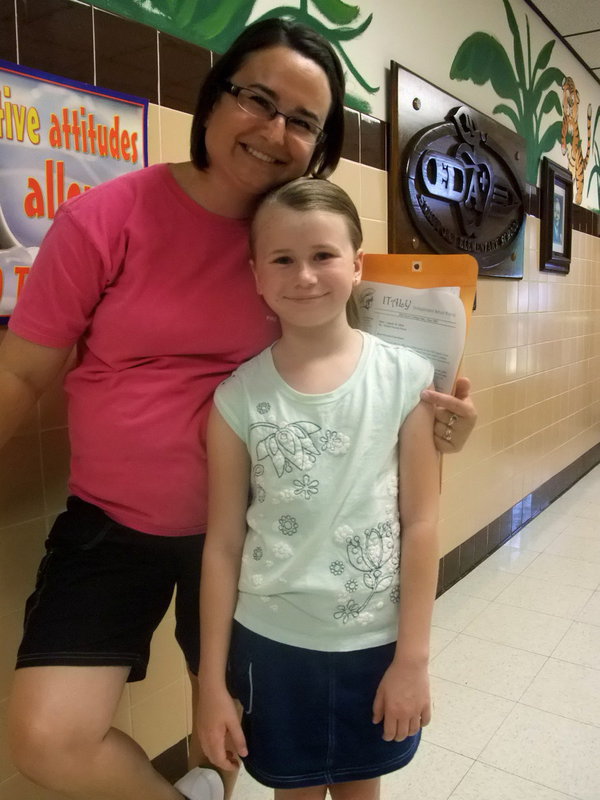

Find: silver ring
<box><xmin>443</xmin><ymin>427</ymin><xmax>453</xmax><ymax>442</ymax></box>
<box><xmin>447</xmin><ymin>413</ymin><xmax>458</xmax><ymax>427</ymax></box>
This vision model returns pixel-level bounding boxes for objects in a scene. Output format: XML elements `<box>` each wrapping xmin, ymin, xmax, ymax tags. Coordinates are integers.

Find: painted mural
<box><xmin>559</xmin><ymin>77</ymin><xmax>592</xmax><ymax>205</ymax></box>
<box><xmin>92</xmin><ymin>0</ymin><xmax>377</xmax><ymax>111</ymax></box>
<box><xmin>450</xmin><ymin>0</ymin><xmax>563</xmax><ymax>186</ymax></box>
<box><xmin>450</xmin><ymin>0</ymin><xmax>599</xmax><ymax>207</ymax></box>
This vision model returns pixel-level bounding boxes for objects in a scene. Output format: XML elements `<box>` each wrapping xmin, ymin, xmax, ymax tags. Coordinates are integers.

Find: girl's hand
<box><xmin>372</xmin><ymin>659</ymin><xmax>431</xmax><ymax>742</ymax></box>
<box><xmin>420</xmin><ymin>376</ymin><xmax>477</xmax><ymax>454</ymax></box>
<box><xmin>198</xmin><ymin>685</ymin><xmax>248</xmax><ymax>771</ymax></box>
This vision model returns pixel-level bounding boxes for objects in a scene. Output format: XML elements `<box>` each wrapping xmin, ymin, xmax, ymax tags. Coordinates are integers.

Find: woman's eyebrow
<box><xmin>245</xmin><ymin>82</ymin><xmax>321</xmax><ymax>122</ymax></box>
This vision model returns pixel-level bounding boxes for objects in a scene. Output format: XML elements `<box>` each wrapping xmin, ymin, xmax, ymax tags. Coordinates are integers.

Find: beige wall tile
<box><xmin>38</xmin><ymin>351</ymin><xmax>74</xmax><ymax>432</ymax></box>
<box><xmin>329</xmin><ymin>158</ymin><xmax>362</xmax><ymax>212</ymax></box>
<box><xmin>360</xmin><ymin>165</ymin><xmax>387</xmax><ymax>223</ymax></box>
<box><xmin>146</xmin><ymin>103</ymin><xmax>162</xmax><ymax>166</ymax></box>
<box><xmin>129</xmin><ymin>614</ymin><xmax>186</xmax><ymax>704</ymax></box>
<box><xmin>0</xmin><ymin>699</ymin><xmax>12</xmax><ymax>783</ymax></box>
<box><xmin>40</xmin><ymin>429</ymin><xmax>70</xmax><ymax>517</ymax></box>
<box><xmin>0</xmin><ymin>434</ymin><xmax>44</xmax><ymax>529</ymax></box>
<box><xmin>112</xmin><ymin>686</ymin><xmax>133</xmax><ymax>737</ymax></box>
<box><xmin>130</xmin><ymin>679</ymin><xmax>188</xmax><ymax>761</ymax></box>
<box><xmin>158</xmin><ymin>107</ymin><xmax>193</xmax><ymax>164</ymax></box>
<box><xmin>361</xmin><ymin>218</ymin><xmax>388</xmax><ymax>254</ymax></box>
<box><xmin>0</xmin><ymin>611</ymin><xmax>24</xmax><ymax>703</ymax></box>
<box><xmin>0</xmin><ymin>519</ymin><xmax>46</xmax><ymax>618</ymax></box>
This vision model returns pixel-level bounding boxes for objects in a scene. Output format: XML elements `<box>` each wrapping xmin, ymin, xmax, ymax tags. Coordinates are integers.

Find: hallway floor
<box><xmin>236</xmin><ymin>464</ymin><xmax>600</xmax><ymax>800</ymax></box>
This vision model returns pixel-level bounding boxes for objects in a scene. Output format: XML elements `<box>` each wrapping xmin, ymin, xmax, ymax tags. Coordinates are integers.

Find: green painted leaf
<box><xmin>311</xmin><ymin>0</ymin><xmax>360</xmax><ymax>25</ymax></box>
<box><xmin>322</xmin><ymin>14</ymin><xmax>373</xmax><ymax>41</ymax></box>
<box><xmin>538</xmin><ymin>120</ymin><xmax>563</xmax><ymax>154</ymax></box>
<box><xmin>255</xmin><ymin>7</ymin><xmax>377</xmax><ymax>94</ymax></box>
<box><xmin>532</xmin><ymin>39</ymin><xmax>555</xmax><ymax>77</ymax></box>
<box><xmin>502</xmin><ymin>0</ymin><xmax>525</xmax><ymax>87</ymax></box>
<box><xmin>587</xmin><ymin>164</ymin><xmax>600</xmax><ymax>186</ymax></box>
<box><xmin>539</xmin><ymin>90</ymin><xmax>561</xmax><ymax>117</ymax></box>
<box><xmin>176</xmin><ymin>0</ymin><xmax>254</xmax><ymax>43</ymax></box>
<box><xmin>344</xmin><ymin>91</ymin><xmax>372</xmax><ymax>113</ymax></box>
<box><xmin>450</xmin><ymin>33</ymin><xmax>520</xmax><ymax>105</ymax></box>
<box><xmin>532</xmin><ymin>67</ymin><xmax>563</xmax><ymax>99</ymax></box>
<box><xmin>493</xmin><ymin>103</ymin><xmax>520</xmax><ymax>131</ymax></box>
<box><xmin>592</xmin><ymin>106</ymin><xmax>600</xmax><ymax>142</ymax></box>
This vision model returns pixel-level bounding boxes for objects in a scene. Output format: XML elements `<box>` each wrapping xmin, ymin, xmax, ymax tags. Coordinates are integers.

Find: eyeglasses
<box><xmin>223</xmin><ymin>82</ymin><xmax>325</xmax><ymax>145</ymax></box>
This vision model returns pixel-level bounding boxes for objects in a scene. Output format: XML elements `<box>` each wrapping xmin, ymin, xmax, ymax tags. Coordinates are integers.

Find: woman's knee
<box><xmin>8</xmin><ymin>705</ymin><xmax>86</xmax><ymax>784</ymax></box>
<box><xmin>8</xmin><ymin>665</ymin><xmax>127</xmax><ymax>786</ymax></box>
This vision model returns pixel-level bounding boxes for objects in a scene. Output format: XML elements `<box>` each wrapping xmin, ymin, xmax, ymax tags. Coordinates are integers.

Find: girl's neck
<box><xmin>272</xmin><ymin>321</ymin><xmax>363</xmax><ymax>394</ymax></box>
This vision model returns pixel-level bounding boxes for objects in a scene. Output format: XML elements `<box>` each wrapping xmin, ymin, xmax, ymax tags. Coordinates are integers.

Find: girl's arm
<box><xmin>198</xmin><ymin>406</ymin><xmax>250</xmax><ymax>770</ymax></box>
<box><xmin>372</xmin><ymin>391</ymin><xmax>440</xmax><ymax>742</ymax></box>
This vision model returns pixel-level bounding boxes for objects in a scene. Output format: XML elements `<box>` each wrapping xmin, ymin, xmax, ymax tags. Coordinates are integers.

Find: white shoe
<box><xmin>174</xmin><ymin>767</ymin><xmax>224</xmax><ymax>800</ymax></box>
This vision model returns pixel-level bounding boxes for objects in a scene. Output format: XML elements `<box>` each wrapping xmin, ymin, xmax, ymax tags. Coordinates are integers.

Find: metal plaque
<box><xmin>390</xmin><ymin>63</ymin><xmax>526</xmax><ymax>279</ymax></box>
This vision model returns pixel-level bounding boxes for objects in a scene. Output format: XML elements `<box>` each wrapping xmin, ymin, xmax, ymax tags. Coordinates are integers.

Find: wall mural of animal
<box><xmin>561</xmin><ymin>76</ymin><xmax>592</xmax><ymax>204</ymax></box>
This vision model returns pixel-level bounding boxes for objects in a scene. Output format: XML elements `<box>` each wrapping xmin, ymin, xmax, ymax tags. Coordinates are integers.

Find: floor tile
<box><xmin>462</xmin><ymin>602</ymin><xmax>572</xmax><ymax>655</ymax></box>
<box><xmin>234</xmin><ymin>766</ymin><xmax>270</xmax><ymax>800</ymax></box>
<box><xmin>381</xmin><ymin>741</ymin><xmax>472</xmax><ymax>800</ymax></box>
<box><xmin>551</xmin><ymin>622</ymin><xmax>600</xmax><ymax>669</ymax></box>
<box><xmin>520</xmin><ymin>552</ymin><xmax>600</xmax><ymax>590</ymax></box>
<box><xmin>444</xmin><ymin>565</ymin><xmax>516</xmax><ymax>601</ymax></box>
<box><xmin>481</xmin><ymin>545</ymin><xmax>540</xmax><ymax>574</ymax></box>
<box><xmin>495</xmin><ymin>574</ymin><xmax>593</xmax><ymax>619</ymax></box>
<box><xmin>429</xmin><ymin>625</ymin><xmax>458</xmax><ymax>658</ymax></box>
<box><xmin>545</xmin><ymin>532</ymin><xmax>600</xmax><ymax>563</ymax></box>
<box><xmin>551</xmin><ymin>493</ymin><xmax>600</xmax><ymax>520</ymax></box>
<box><xmin>561</xmin><ymin>517</ymin><xmax>600</xmax><ymax>540</ymax></box>
<box><xmin>576</xmin><ymin>591</ymin><xmax>600</xmax><ymax>626</ymax></box>
<box><xmin>450</xmin><ymin>761</ymin><xmax>579</xmax><ymax>800</ymax></box>
<box><xmin>506</xmin><ymin>512</ymin><xmax>569</xmax><ymax>552</ymax></box>
<box><xmin>521</xmin><ymin>658</ymin><xmax>600</xmax><ymax>727</ymax></box>
<box><xmin>423</xmin><ymin>677</ymin><xmax>514</xmax><ymax>759</ymax></box>
<box><xmin>547</xmin><ymin>494</ymin><xmax>585</xmax><ymax>516</ymax></box>
<box><xmin>429</xmin><ymin>634</ymin><xmax>546</xmax><ymax>701</ymax></box>
<box><xmin>570</xmin><ymin>501</ymin><xmax>600</xmax><ymax>522</ymax></box>
<box><xmin>432</xmin><ymin>592</ymin><xmax>489</xmax><ymax>633</ymax></box>
<box><xmin>480</xmin><ymin>704</ymin><xmax>600</xmax><ymax>800</ymax></box>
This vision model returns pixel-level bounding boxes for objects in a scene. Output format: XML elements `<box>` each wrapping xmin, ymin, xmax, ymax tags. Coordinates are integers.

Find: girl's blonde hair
<box><xmin>250</xmin><ymin>178</ymin><xmax>363</xmax><ymax>326</ymax></box>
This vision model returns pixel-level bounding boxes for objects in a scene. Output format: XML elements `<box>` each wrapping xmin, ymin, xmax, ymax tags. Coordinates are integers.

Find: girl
<box><xmin>198</xmin><ymin>178</ymin><xmax>440</xmax><ymax>799</ymax></box>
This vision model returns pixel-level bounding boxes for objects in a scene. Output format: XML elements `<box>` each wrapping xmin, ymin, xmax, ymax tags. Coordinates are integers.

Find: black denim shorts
<box><xmin>16</xmin><ymin>496</ymin><xmax>204</xmax><ymax>682</ymax></box>
<box><xmin>227</xmin><ymin>622</ymin><xmax>421</xmax><ymax>789</ymax></box>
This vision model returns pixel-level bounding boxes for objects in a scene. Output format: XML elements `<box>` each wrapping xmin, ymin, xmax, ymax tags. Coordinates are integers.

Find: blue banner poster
<box><xmin>0</xmin><ymin>61</ymin><xmax>148</xmax><ymax>318</ymax></box>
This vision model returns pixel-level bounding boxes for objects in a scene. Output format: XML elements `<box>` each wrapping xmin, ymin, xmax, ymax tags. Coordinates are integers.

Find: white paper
<box><xmin>357</xmin><ymin>283</ymin><xmax>466</xmax><ymax>393</ymax></box>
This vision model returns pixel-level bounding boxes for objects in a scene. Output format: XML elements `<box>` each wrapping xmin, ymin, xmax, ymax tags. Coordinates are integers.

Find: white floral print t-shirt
<box><xmin>213</xmin><ymin>331</ymin><xmax>434</xmax><ymax>652</ymax></box>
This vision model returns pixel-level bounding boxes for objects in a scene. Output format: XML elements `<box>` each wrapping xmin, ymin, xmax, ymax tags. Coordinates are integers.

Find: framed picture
<box><xmin>540</xmin><ymin>157</ymin><xmax>573</xmax><ymax>274</ymax></box>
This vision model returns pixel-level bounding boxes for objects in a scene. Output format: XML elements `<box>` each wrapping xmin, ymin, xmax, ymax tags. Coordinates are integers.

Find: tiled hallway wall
<box><xmin>0</xmin><ymin>1</ymin><xmax>599</xmax><ymax>796</ymax></box>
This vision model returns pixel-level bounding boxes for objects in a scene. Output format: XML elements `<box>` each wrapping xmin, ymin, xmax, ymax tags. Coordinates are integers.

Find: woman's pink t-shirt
<box><xmin>9</xmin><ymin>164</ymin><xmax>280</xmax><ymax>535</ymax></box>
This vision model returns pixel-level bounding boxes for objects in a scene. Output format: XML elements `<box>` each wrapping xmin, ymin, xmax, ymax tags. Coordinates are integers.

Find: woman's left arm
<box><xmin>421</xmin><ymin>376</ymin><xmax>477</xmax><ymax>454</ymax></box>
<box><xmin>372</xmin><ymin>391</ymin><xmax>440</xmax><ymax>742</ymax></box>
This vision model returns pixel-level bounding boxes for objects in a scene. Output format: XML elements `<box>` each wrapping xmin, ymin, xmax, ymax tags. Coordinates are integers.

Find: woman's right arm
<box><xmin>0</xmin><ymin>330</ymin><xmax>72</xmax><ymax>450</ymax></box>
<box><xmin>198</xmin><ymin>405</ymin><xmax>250</xmax><ymax>771</ymax></box>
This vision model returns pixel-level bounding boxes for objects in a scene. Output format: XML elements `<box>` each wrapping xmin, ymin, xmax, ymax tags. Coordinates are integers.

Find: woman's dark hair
<box><xmin>190</xmin><ymin>18</ymin><xmax>345</xmax><ymax>178</ymax></box>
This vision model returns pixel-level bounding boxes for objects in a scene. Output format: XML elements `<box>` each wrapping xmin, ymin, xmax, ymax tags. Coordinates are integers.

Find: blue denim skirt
<box><xmin>227</xmin><ymin>621</ymin><xmax>421</xmax><ymax>789</ymax></box>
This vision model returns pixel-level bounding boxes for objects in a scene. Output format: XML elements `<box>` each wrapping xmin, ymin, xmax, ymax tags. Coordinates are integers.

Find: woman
<box><xmin>1</xmin><ymin>18</ymin><xmax>475</xmax><ymax>800</ymax></box>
